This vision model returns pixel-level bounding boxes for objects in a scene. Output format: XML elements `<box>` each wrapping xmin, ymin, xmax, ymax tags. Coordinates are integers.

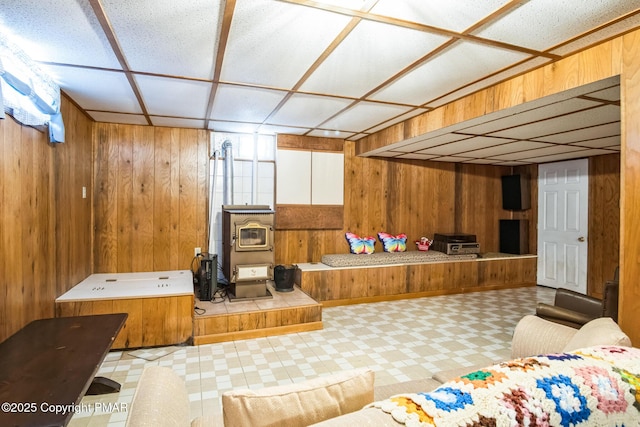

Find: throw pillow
<box><xmin>222</xmin><ymin>368</ymin><xmax>375</xmax><ymax>427</ymax></box>
<box><xmin>377</xmin><ymin>232</ymin><xmax>407</xmax><ymax>252</ymax></box>
<box><xmin>563</xmin><ymin>316</ymin><xmax>631</xmax><ymax>351</ymax></box>
<box><xmin>345</xmin><ymin>232</ymin><xmax>376</xmax><ymax>254</ymax></box>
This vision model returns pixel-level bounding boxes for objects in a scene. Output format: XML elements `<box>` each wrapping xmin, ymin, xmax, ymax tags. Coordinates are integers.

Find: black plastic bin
<box><xmin>274</xmin><ymin>264</ymin><xmax>297</xmax><ymax>292</ymax></box>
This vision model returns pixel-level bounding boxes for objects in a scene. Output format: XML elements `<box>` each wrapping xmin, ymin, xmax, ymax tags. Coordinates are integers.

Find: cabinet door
<box><xmin>311</xmin><ymin>151</ymin><xmax>343</xmax><ymax>205</ymax></box>
<box><xmin>276</xmin><ymin>149</ymin><xmax>311</xmax><ymax>204</ymax></box>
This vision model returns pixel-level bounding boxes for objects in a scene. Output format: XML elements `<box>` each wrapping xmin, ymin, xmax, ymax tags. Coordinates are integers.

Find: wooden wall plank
<box><xmin>620</xmin><ymin>29</ymin><xmax>640</xmax><ymax>345</ymax></box>
<box><xmin>2</xmin><ymin>117</ymin><xmax>25</xmax><ymax>336</ymax></box>
<box><xmin>117</xmin><ymin>125</ymin><xmax>134</xmax><ymax>272</ymax></box>
<box><xmin>21</xmin><ymin>127</ymin><xmax>36</xmax><ymax>322</ymax></box>
<box><xmin>132</xmin><ymin>126</ymin><xmax>155</xmax><ymax>272</ymax></box>
<box><xmin>196</xmin><ymin>130</ymin><xmax>210</xmax><ymax>256</ymax></box>
<box><xmin>59</xmin><ymin>99</ymin><xmax>93</xmax><ymax>293</ymax></box>
<box><xmin>94</xmin><ymin>123</ymin><xmax>118</xmax><ymax>272</ymax></box>
<box><xmin>153</xmin><ymin>127</ymin><xmax>174</xmax><ymax>269</ymax></box>
<box><xmin>178</xmin><ymin>129</ymin><xmax>199</xmax><ymax>270</ymax></box>
<box><xmin>275</xmin><ymin>205</ymin><xmax>343</xmax><ymax>229</ymax></box>
<box><xmin>0</xmin><ymin>112</ymin><xmax>5</xmax><ymax>337</ymax></box>
<box><xmin>588</xmin><ymin>154</ymin><xmax>620</xmax><ymax>297</ymax></box>
<box><xmin>277</xmin><ymin>134</ymin><xmax>344</xmax><ymax>152</ymax></box>
<box><xmin>112</xmin><ymin>299</ymin><xmax>143</xmax><ymax>349</ymax></box>
<box><xmin>93</xmin><ymin>124</ymin><xmax>208</xmax><ymax>273</ymax></box>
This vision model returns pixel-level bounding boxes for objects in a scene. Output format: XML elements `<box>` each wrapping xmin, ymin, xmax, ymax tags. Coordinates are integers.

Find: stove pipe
<box><xmin>222</xmin><ymin>140</ymin><xmax>234</xmax><ymax>205</ymax></box>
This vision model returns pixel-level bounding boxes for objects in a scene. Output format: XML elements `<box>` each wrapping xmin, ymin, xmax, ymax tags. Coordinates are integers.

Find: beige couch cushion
<box><xmin>510</xmin><ymin>314</ymin><xmax>577</xmax><ymax>359</ymax></box>
<box><xmin>563</xmin><ymin>316</ymin><xmax>631</xmax><ymax>351</ymax></box>
<box><xmin>222</xmin><ymin>368</ymin><xmax>374</xmax><ymax>427</ymax></box>
<box><xmin>308</xmin><ymin>407</ymin><xmax>398</xmax><ymax>426</ymax></box>
<box><xmin>125</xmin><ymin>366</ymin><xmax>191</xmax><ymax>427</ymax></box>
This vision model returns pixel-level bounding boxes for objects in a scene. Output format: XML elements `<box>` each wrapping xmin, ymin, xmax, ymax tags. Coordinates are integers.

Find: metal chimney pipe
<box><xmin>222</xmin><ymin>140</ymin><xmax>234</xmax><ymax>205</ymax></box>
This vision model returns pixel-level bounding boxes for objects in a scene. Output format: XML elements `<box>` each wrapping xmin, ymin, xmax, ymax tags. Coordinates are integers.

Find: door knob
<box><xmin>578</xmin><ymin>236</ymin><xmax>585</xmax><ymax>242</ymax></box>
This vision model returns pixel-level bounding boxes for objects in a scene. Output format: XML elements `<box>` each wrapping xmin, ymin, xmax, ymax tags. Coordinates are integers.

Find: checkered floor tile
<box><xmin>68</xmin><ymin>286</ymin><xmax>555</xmax><ymax>426</ymax></box>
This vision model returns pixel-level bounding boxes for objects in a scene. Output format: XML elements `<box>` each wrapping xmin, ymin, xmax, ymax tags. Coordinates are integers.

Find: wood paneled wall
<box><xmin>356</xmin><ymin>30</ymin><xmax>637</xmax><ymax>343</ymax></box>
<box><xmin>588</xmin><ymin>154</ymin><xmax>620</xmax><ymax>297</ymax></box>
<box><xmin>93</xmin><ymin>124</ymin><xmax>209</xmax><ymax>273</ymax></box>
<box><xmin>620</xmin><ymin>29</ymin><xmax>640</xmax><ymax>345</ymax></box>
<box><xmin>275</xmin><ymin>138</ymin><xmax>522</xmax><ymax>264</ymax></box>
<box><xmin>0</xmin><ymin>96</ymin><xmax>93</xmax><ymax>343</ymax></box>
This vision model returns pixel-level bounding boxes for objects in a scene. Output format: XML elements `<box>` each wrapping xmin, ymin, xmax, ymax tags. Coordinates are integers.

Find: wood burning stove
<box><xmin>222</xmin><ymin>205</ymin><xmax>275</xmax><ymax>301</ymax></box>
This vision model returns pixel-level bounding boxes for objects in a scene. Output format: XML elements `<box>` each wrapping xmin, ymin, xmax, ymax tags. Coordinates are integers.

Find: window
<box><xmin>0</xmin><ymin>31</ymin><xmax>64</xmax><ymax>141</ymax></box>
<box><xmin>208</xmin><ymin>132</ymin><xmax>276</xmax><ymax>259</ymax></box>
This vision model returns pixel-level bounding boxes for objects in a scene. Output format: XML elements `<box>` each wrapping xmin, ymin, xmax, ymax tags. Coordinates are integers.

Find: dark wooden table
<box><xmin>0</xmin><ymin>313</ymin><xmax>128</xmax><ymax>427</ymax></box>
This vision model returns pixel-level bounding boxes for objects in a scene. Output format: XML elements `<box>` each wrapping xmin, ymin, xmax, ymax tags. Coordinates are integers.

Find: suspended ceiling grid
<box><xmin>0</xmin><ymin>0</ymin><xmax>638</xmax><ymax>165</ymax></box>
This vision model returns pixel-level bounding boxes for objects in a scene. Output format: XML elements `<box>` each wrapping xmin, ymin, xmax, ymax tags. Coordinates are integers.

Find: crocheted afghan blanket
<box><xmin>372</xmin><ymin>345</ymin><xmax>640</xmax><ymax>427</ymax></box>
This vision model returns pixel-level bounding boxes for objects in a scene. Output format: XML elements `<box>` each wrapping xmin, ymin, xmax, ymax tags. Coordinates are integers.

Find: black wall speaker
<box><xmin>501</xmin><ymin>174</ymin><xmax>531</xmax><ymax>211</ymax></box>
<box><xmin>499</xmin><ymin>219</ymin><xmax>529</xmax><ymax>255</ymax></box>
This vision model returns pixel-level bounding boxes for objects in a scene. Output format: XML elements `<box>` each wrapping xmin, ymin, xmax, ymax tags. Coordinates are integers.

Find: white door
<box><xmin>537</xmin><ymin>158</ymin><xmax>589</xmax><ymax>292</ymax></box>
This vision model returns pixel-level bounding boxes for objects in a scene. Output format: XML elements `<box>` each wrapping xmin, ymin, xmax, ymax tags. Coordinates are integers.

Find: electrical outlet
<box><xmin>194</xmin><ymin>247</ymin><xmax>201</xmax><ymax>257</ymax></box>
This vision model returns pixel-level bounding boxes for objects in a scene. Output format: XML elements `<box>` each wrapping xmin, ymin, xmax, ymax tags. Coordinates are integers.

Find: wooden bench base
<box><xmin>297</xmin><ymin>256</ymin><xmax>537</xmax><ymax>305</ymax></box>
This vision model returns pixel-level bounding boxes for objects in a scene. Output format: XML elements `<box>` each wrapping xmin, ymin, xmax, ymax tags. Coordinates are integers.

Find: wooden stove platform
<box><xmin>193</xmin><ymin>282</ymin><xmax>322</xmax><ymax>345</ymax></box>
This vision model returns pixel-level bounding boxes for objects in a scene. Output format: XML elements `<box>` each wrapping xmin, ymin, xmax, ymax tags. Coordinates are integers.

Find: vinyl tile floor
<box><xmin>69</xmin><ymin>286</ymin><xmax>555</xmax><ymax>426</ymax></box>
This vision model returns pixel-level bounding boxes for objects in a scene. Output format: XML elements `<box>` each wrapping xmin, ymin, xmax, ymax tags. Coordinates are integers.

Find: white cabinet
<box><xmin>276</xmin><ymin>149</ymin><xmax>343</xmax><ymax>205</ymax></box>
<box><xmin>275</xmin><ymin>150</ymin><xmax>311</xmax><ymax>204</ymax></box>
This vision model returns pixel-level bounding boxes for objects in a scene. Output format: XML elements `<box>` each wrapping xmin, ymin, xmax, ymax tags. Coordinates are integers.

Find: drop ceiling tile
<box><xmin>460</xmin><ymin>98</ymin><xmax>600</xmax><ymax>135</ymax></box>
<box><xmin>426</xmin><ymin>56</ymin><xmax>552</xmax><ymax>109</ymax></box>
<box><xmin>396</xmin><ymin>133</ymin><xmax>472</xmax><ymax>153</ymax></box>
<box><xmin>462</xmin><ymin>158</ymin><xmax>500</xmax><ymax>165</ymax></box>
<box><xmin>220</xmin><ymin>0</ymin><xmax>351</xmax><ymax>88</ymax></box>
<box><xmin>370</xmin><ymin>40</ymin><xmax>530</xmax><ymax>105</ymax></box>
<box><xmin>533</xmin><ymin>121</ymin><xmax>620</xmax><ymax>144</ymax></box>
<box><xmin>348</xmin><ymin>133</ymin><xmax>369</xmax><ymax>141</ymax></box>
<box><xmin>366</xmin><ymin>108</ymin><xmax>428</xmax><ymax>134</ymax></box>
<box><xmin>0</xmin><ymin>0</ymin><xmax>121</xmax><ymax>69</ymax></box>
<box><xmin>321</xmin><ymin>101</ymin><xmax>412</xmax><ymax>133</ymax></box>
<box><xmin>375</xmin><ymin>151</ymin><xmax>405</xmax><ymax>158</ymax></box>
<box><xmin>570</xmin><ymin>135</ymin><xmax>621</xmax><ymax>149</ymax></box>
<box><xmin>489</xmin><ymin>105</ymin><xmax>620</xmax><ymax>139</ymax></box>
<box><xmin>462</xmin><ymin>141</ymin><xmax>552</xmax><ymax>158</ymax></box>
<box><xmin>491</xmin><ymin>144</ymin><xmax>585</xmax><ymax>161</ymax></box>
<box><xmin>300</xmin><ymin>20</ymin><xmax>449</xmax><ymax>98</ymax></box>
<box><xmin>370</xmin><ymin>0</ymin><xmax>511</xmax><ymax>32</ymax></box>
<box><xmin>549</xmin><ymin>13</ymin><xmax>640</xmax><ymax>56</ymax></box>
<box><xmin>101</xmin><ymin>0</ymin><xmax>222</xmax><ymax>79</ymax></box>
<box><xmin>268</xmin><ymin>94</ymin><xmax>353</xmax><ymax>128</ymax></box>
<box><xmin>151</xmin><ymin>117</ymin><xmax>206</xmax><ymax>129</ymax></box>
<box><xmin>88</xmin><ymin>111</ymin><xmax>148</xmax><ymax>125</ymax></box>
<box><xmin>46</xmin><ymin>65</ymin><xmax>142</xmax><ymax>113</ymax></box>
<box><xmin>135</xmin><ymin>75</ymin><xmax>211</xmax><ymax>117</ymax></box>
<box><xmin>417</xmin><ymin>136</ymin><xmax>515</xmax><ymax>156</ymax></box>
<box><xmin>258</xmin><ymin>124</ymin><xmax>311</xmax><ymax>136</ymax></box>
<box><xmin>524</xmin><ymin>149</ymin><xmax>616</xmax><ymax>163</ymax></box>
<box><xmin>314</xmin><ymin>0</ymin><xmax>370</xmax><ymax>9</ymax></box>
<box><xmin>210</xmin><ymin>84</ymin><xmax>287</xmax><ymax>123</ymax></box>
<box><xmin>430</xmin><ymin>156</ymin><xmax>473</xmax><ymax>162</ymax></box>
<box><xmin>584</xmin><ymin>86</ymin><xmax>621</xmax><ymax>102</ymax></box>
<box><xmin>307</xmin><ymin>129</ymin><xmax>356</xmax><ymax>139</ymax></box>
<box><xmin>494</xmin><ymin>161</ymin><xmax>530</xmax><ymax>166</ymax></box>
<box><xmin>396</xmin><ymin>153</ymin><xmax>437</xmax><ymax>160</ymax></box>
<box><xmin>473</xmin><ymin>0</ymin><xmax>639</xmax><ymax>51</ymax></box>
<box><xmin>209</xmin><ymin>120</ymin><xmax>261</xmax><ymax>134</ymax></box>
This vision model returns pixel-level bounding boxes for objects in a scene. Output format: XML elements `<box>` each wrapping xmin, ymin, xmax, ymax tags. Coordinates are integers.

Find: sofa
<box><xmin>535</xmin><ymin>268</ymin><xmax>619</xmax><ymax>328</ymax></box>
<box><xmin>124</xmin><ymin>316</ymin><xmax>633</xmax><ymax>427</ymax></box>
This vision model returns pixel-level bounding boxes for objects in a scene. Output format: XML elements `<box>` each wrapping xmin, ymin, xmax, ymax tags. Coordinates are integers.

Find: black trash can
<box><xmin>274</xmin><ymin>264</ymin><xmax>297</xmax><ymax>292</ymax></box>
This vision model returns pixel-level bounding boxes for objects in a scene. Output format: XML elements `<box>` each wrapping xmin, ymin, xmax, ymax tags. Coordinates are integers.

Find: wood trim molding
<box><xmin>275</xmin><ymin>205</ymin><xmax>343</xmax><ymax>229</ymax></box>
<box><xmin>277</xmin><ymin>134</ymin><xmax>344</xmax><ymax>152</ymax></box>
